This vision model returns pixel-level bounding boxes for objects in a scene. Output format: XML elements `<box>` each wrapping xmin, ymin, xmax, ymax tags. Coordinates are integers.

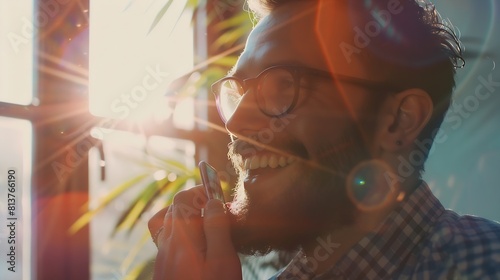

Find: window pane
<box><xmin>88</xmin><ymin>128</ymin><xmax>195</xmax><ymax>279</ymax></box>
<box><xmin>0</xmin><ymin>1</ymin><xmax>35</xmax><ymax>105</ymax></box>
<box><xmin>89</xmin><ymin>0</ymin><xmax>194</xmax><ymax>126</ymax></box>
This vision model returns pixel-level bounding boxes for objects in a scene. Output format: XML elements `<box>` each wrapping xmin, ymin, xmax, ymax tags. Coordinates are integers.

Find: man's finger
<box><xmin>148</xmin><ymin>206</ymin><xmax>170</xmax><ymax>246</ymax></box>
<box><xmin>170</xmin><ymin>186</ymin><xmax>207</xmax><ymax>250</ymax></box>
<box><xmin>203</xmin><ymin>199</ymin><xmax>236</xmax><ymax>258</ymax></box>
<box><xmin>156</xmin><ymin>206</ymin><xmax>173</xmax><ymax>248</ymax></box>
<box><xmin>203</xmin><ymin>199</ymin><xmax>242</xmax><ymax>279</ymax></box>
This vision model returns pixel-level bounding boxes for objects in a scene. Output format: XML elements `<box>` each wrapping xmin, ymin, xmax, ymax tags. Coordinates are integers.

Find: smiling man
<box><xmin>149</xmin><ymin>0</ymin><xmax>500</xmax><ymax>279</ymax></box>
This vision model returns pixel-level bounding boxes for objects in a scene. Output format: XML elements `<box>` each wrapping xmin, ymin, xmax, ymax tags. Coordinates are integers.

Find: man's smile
<box><xmin>241</xmin><ymin>152</ymin><xmax>297</xmax><ymax>187</ymax></box>
<box><xmin>243</xmin><ymin>153</ymin><xmax>296</xmax><ymax>170</ymax></box>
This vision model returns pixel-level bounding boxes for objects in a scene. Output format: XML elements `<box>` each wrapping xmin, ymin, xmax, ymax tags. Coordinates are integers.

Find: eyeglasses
<box><xmin>211</xmin><ymin>65</ymin><xmax>400</xmax><ymax>123</ymax></box>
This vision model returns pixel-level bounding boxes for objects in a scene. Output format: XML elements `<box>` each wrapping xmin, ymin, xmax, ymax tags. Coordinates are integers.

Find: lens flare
<box><xmin>346</xmin><ymin>159</ymin><xmax>400</xmax><ymax>211</ymax></box>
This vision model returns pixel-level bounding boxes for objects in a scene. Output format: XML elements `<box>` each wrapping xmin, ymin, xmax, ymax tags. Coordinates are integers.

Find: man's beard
<box><xmin>226</xmin><ymin>125</ymin><xmax>371</xmax><ymax>256</ymax></box>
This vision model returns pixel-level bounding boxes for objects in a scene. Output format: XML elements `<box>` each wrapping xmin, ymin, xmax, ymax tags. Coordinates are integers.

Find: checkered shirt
<box><xmin>271</xmin><ymin>182</ymin><xmax>500</xmax><ymax>279</ymax></box>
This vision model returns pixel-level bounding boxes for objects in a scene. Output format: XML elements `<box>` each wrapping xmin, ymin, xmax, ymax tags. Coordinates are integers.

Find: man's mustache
<box><xmin>228</xmin><ymin>135</ymin><xmax>307</xmax><ymax>161</ymax></box>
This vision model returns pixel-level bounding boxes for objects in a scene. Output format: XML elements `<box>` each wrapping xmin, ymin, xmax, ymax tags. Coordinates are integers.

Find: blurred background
<box><xmin>0</xmin><ymin>0</ymin><xmax>498</xmax><ymax>279</ymax></box>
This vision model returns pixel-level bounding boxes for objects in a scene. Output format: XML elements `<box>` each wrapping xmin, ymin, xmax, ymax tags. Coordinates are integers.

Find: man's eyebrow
<box><xmin>229</xmin><ymin>60</ymin><xmax>315</xmax><ymax>79</ymax></box>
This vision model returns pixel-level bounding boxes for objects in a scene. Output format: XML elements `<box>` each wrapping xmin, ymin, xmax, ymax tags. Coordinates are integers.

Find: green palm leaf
<box><xmin>112</xmin><ymin>177</ymin><xmax>169</xmax><ymax>235</ymax></box>
<box><xmin>148</xmin><ymin>0</ymin><xmax>173</xmax><ymax>34</ymax></box>
<box><xmin>111</xmin><ymin>171</ymin><xmax>197</xmax><ymax>236</ymax></box>
<box><xmin>69</xmin><ymin>173</ymin><xmax>150</xmax><ymax>234</ymax></box>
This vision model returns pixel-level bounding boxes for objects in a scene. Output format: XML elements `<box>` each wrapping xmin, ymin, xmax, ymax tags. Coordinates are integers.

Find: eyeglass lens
<box><xmin>217</xmin><ymin>68</ymin><xmax>296</xmax><ymax>121</ymax></box>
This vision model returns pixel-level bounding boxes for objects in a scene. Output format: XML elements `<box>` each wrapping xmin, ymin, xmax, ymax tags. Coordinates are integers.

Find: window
<box><xmin>0</xmin><ymin>1</ymin><xmax>35</xmax><ymax>105</ymax></box>
<box><xmin>89</xmin><ymin>129</ymin><xmax>195</xmax><ymax>279</ymax></box>
<box><xmin>88</xmin><ymin>1</ymin><xmax>197</xmax><ymax>278</ymax></box>
<box><xmin>89</xmin><ymin>0</ymin><xmax>195</xmax><ymax>129</ymax></box>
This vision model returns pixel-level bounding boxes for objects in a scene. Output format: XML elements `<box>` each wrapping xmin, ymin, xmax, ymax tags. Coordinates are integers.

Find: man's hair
<box><xmin>247</xmin><ymin>0</ymin><xmax>464</xmax><ymax>173</ymax></box>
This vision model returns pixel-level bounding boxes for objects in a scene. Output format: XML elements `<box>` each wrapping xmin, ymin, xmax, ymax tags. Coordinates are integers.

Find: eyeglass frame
<box><xmin>211</xmin><ymin>65</ymin><xmax>403</xmax><ymax>123</ymax></box>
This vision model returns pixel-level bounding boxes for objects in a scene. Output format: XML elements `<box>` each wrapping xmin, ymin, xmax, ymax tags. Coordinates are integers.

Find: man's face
<box><xmin>225</xmin><ymin>2</ymin><xmax>381</xmax><ymax>254</ymax></box>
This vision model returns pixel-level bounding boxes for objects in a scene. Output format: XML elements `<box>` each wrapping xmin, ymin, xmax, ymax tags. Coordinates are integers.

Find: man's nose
<box><xmin>225</xmin><ymin>90</ymin><xmax>269</xmax><ymax>137</ymax></box>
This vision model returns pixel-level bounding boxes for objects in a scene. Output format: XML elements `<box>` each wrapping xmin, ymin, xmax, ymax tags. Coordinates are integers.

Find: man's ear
<box><xmin>378</xmin><ymin>88</ymin><xmax>433</xmax><ymax>152</ymax></box>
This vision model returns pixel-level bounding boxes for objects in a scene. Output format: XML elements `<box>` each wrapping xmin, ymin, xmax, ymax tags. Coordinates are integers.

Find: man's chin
<box><xmin>227</xmin><ymin>204</ymin><xmax>327</xmax><ymax>256</ymax></box>
<box><xmin>229</xmin><ymin>217</ymin><xmax>307</xmax><ymax>256</ymax></box>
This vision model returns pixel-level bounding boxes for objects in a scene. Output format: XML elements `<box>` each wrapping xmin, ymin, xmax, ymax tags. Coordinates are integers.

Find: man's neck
<box><xmin>300</xmin><ymin>177</ymin><xmax>421</xmax><ymax>275</ymax></box>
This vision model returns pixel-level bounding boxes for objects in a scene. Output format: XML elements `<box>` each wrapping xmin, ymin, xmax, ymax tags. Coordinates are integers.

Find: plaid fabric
<box><xmin>272</xmin><ymin>182</ymin><xmax>500</xmax><ymax>279</ymax></box>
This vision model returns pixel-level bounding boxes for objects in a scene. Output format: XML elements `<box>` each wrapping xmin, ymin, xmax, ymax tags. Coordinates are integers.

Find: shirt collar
<box><xmin>277</xmin><ymin>181</ymin><xmax>445</xmax><ymax>280</ymax></box>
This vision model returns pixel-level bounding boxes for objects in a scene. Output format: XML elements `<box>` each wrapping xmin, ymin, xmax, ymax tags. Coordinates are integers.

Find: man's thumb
<box><xmin>203</xmin><ymin>199</ymin><xmax>236</xmax><ymax>257</ymax></box>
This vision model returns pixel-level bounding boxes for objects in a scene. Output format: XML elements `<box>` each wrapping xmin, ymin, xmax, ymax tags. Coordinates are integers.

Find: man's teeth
<box><xmin>244</xmin><ymin>154</ymin><xmax>295</xmax><ymax>170</ymax></box>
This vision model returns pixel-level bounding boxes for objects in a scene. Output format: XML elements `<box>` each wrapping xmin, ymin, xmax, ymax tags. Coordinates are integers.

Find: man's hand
<box><xmin>148</xmin><ymin>185</ymin><xmax>242</xmax><ymax>280</ymax></box>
